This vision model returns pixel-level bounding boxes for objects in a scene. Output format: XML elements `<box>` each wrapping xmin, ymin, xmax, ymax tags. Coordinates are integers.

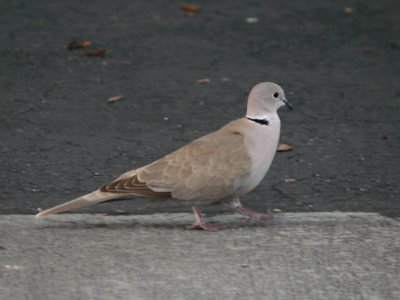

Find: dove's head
<box><xmin>246</xmin><ymin>82</ymin><xmax>293</xmax><ymax>119</ymax></box>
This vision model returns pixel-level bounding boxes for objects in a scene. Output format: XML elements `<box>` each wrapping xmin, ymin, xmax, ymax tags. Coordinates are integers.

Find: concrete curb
<box><xmin>1</xmin><ymin>213</ymin><xmax>399</xmax><ymax>300</ymax></box>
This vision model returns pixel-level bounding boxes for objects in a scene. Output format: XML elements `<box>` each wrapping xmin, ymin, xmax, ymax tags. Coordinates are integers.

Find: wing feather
<box><xmin>101</xmin><ymin>121</ymin><xmax>252</xmax><ymax>202</ymax></box>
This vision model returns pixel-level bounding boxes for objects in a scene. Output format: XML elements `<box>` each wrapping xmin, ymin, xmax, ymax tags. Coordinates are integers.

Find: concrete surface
<box><xmin>1</xmin><ymin>0</ymin><xmax>400</xmax><ymax>216</ymax></box>
<box><xmin>1</xmin><ymin>212</ymin><xmax>399</xmax><ymax>300</ymax></box>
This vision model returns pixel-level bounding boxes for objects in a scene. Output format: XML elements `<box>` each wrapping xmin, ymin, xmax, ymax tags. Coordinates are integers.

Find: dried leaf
<box><xmin>80</xmin><ymin>49</ymin><xmax>107</xmax><ymax>57</ymax></box>
<box><xmin>67</xmin><ymin>39</ymin><xmax>93</xmax><ymax>50</ymax></box>
<box><xmin>272</xmin><ymin>208</ymin><xmax>282</xmax><ymax>213</ymax></box>
<box><xmin>197</xmin><ymin>78</ymin><xmax>210</xmax><ymax>84</ymax></box>
<box><xmin>382</xmin><ymin>134</ymin><xmax>390</xmax><ymax>140</ymax></box>
<box><xmin>180</xmin><ymin>3</ymin><xmax>201</xmax><ymax>14</ymax></box>
<box><xmin>344</xmin><ymin>7</ymin><xmax>353</xmax><ymax>14</ymax></box>
<box><xmin>107</xmin><ymin>95</ymin><xmax>123</xmax><ymax>103</ymax></box>
<box><xmin>81</xmin><ymin>40</ymin><xmax>93</xmax><ymax>48</ymax></box>
<box><xmin>277</xmin><ymin>143</ymin><xmax>294</xmax><ymax>152</ymax></box>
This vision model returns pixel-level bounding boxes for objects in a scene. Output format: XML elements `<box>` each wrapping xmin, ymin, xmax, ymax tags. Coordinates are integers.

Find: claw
<box><xmin>234</xmin><ymin>205</ymin><xmax>272</xmax><ymax>225</ymax></box>
<box><xmin>187</xmin><ymin>207</ymin><xmax>223</xmax><ymax>231</ymax></box>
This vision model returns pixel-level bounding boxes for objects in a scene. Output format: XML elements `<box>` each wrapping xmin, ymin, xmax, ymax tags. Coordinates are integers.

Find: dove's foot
<box><xmin>187</xmin><ymin>206</ymin><xmax>222</xmax><ymax>231</ymax></box>
<box><xmin>234</xmin><ymin>205</ymin><xmax>272</xmax><ymax>225</ymax></box>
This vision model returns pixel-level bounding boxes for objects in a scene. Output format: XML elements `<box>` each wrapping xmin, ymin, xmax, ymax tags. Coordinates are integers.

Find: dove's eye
<box><xmin>273</xmin><ymin>92</ymin><xmax>279</xmax><ymax>98</ymax></box>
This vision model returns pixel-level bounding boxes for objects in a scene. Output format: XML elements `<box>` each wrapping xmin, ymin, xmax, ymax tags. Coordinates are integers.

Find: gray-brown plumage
<box><xmin>102</xmin><ymin>123</ymin><xmax>251</xmax><ymax>201</ymax></box>
<box><xmin>36</xmin><ymin>82</ymin><xmax>293</xmax><ymax>231</ymax></box>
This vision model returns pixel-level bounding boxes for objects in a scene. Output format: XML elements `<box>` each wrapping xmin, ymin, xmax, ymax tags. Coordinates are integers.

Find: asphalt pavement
<box><xmin>1</xmin><ymin>0</ymin><xmax>399</xmax><ymax>215</ymax></box>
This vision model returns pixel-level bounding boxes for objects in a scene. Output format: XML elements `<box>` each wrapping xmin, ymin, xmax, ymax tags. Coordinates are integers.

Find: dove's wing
<box><xmin>101</xmin><ymin>120</ymin><xmax>253</xmax><ymax>201</ymax></box>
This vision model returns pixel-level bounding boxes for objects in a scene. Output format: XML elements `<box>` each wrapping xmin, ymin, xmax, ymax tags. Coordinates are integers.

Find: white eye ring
<box><xmin>273</xmin><ymin>91</ymin><xmax>279</xmax><ymax>98</ymax></box>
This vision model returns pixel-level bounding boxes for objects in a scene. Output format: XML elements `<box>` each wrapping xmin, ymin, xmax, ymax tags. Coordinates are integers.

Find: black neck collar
<box><xmin>247</xmin><ymin>117</ymin><xmax>269</xmax><ymax>126</ymax></box>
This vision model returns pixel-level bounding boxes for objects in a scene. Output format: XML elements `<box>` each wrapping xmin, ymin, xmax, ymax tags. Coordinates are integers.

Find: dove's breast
<box><xmin>234</xmin><ymin>115</ymin><xmax>281</xmax><ymax>196</ymax></box>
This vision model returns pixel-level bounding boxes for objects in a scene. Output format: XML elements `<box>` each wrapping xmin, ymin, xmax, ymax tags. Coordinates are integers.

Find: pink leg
<box><xmin>186</xmin><ymin>207</ymin><xmax>223</xmax><ymax>231</ymax></box>
<box><xmin>234</xmin><ymin>205</ymin><xmax>272</xmax><ymax>225</ymax></box>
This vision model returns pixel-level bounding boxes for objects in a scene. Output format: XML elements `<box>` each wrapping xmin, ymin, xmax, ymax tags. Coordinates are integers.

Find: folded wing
<box><xmin>101</xmin><ymin>124</ymin><xmax>252</xmax><ymax>201</ymax></box>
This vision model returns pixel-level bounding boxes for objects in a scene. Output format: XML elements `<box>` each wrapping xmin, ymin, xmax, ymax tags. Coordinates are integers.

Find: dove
<box><xmin>36</xmin><ymin>82</ymin><xmax>293</xmax><ymax>231</ymax></box>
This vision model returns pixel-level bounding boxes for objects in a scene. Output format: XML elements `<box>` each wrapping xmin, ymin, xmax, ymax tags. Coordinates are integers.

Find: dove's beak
<box><xmin>283</xmin><ymin>99</ymin><xmax>293</xmax><ymax>110</ymax></box>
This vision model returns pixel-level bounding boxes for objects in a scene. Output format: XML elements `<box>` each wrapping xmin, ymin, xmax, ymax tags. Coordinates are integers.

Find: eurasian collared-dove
<box><xmin>36</xmin><ymin>82</ymin><xmax>293</xmax><ymax>231</ymax></box>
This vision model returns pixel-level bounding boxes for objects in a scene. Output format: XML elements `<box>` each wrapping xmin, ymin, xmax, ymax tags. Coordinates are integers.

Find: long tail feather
<box><xmin>35</xmin><ymin>190</ymin><xmax>118</xmax><ymax>218</ymax></box>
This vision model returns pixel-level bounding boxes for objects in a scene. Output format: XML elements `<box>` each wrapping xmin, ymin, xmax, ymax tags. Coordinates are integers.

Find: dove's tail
<box><xmin>35</xmin><ymin>190</ymin><xmax>119</xmax><ymax>218</ymax></box>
